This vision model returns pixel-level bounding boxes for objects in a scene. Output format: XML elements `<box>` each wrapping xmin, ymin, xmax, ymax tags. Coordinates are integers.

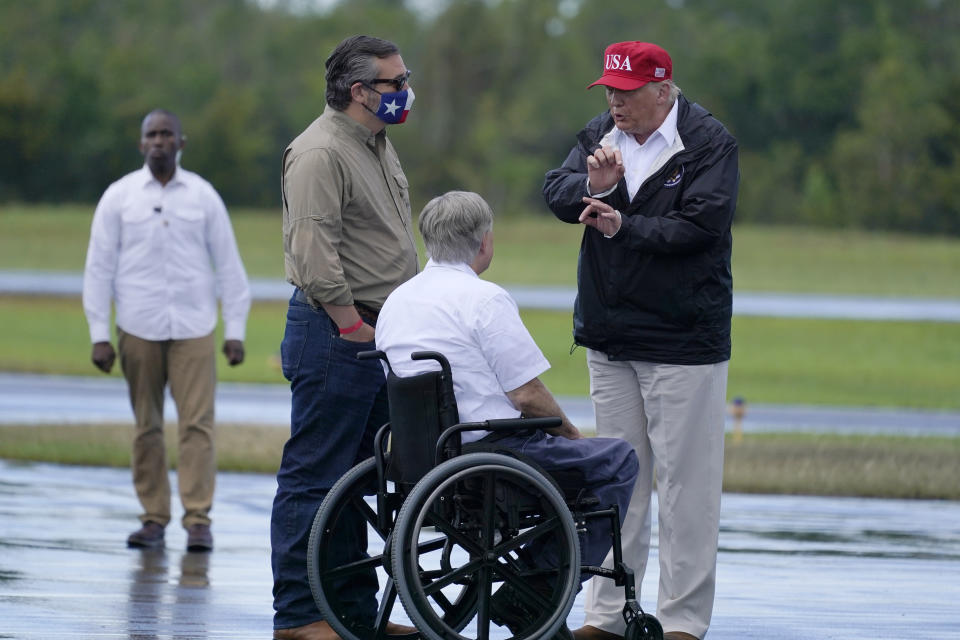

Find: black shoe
<box><xmin>186</xmin><ymin>524</ymin><xmax>213</xmax><ymax>552</ymax></box>
<box><xmin>127</xmin><ymin>521</ymin><xmax>165</xmax><ymax>548</ymax></box>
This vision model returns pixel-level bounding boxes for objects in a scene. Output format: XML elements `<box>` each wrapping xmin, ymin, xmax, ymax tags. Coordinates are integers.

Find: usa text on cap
<box><xmin>587</xmin><ymin>42</ymin><xmax>672</xmax><ymax>91</ymax></box>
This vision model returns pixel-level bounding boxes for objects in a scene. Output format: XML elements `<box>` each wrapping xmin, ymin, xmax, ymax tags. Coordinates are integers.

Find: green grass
<box><xmin>5</xmin><ymin>205</ymin><xmax>958</xmax><ymax>500</ymax></box>
<box><xmin>2</xmin><ymin>296</ymin><xmax>959</xmax><ymax>409</ymax></box>
<box><xmin>0</xmin><ymin>424</ymin><xmax>286</xmax><ymax>474</ymax></box>
<box><xmin>2</xmin><ymin>204</ymin><xmax>959</xmax><ymax>295</ymax></box>
<box><xmin>2</xmin><ymin>204</ymin><xmax>959</xmax><ymax>408</ymax></box>
<box><xmin>730</xmin><ymin>225</ymin><xmax>960</xmax><ymax>297</ymax></box>
<box><xmin>0</xmin><ymin>296</ymin><xmax>288</xmax><ymax>386</ymax></box>
<box><xmin>727</xmin><ymin>316</ymin><xmax>960</xmax><ymax>409</ymax></box>
<box><xmin>2</xmin><ymin>424</ymin><xmax>956</xmax><ymax>500</ymax></box>
<box><xmin>722</xmin><ymin>432</ymin><xmax>960</xmax><ymax>500</ymax></box>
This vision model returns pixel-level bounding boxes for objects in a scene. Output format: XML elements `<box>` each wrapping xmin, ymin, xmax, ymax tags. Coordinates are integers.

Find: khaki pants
<box><xmin>582</xmin><ymin>350</ymin><xmax>728</xmax><ymax>639</ymax></box>
<box><xmin>118</xmin><ymin>329</ymin><xmax>216</xmax><ymax>529</ymax></box>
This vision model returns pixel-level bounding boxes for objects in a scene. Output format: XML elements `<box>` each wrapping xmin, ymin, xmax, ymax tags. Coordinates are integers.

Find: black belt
<box><xmin>294</xmin><ymin>289</ymin><xmax>379</xmax><ymax>325</ymax></box>
<box><xmin>354</xmin><ymin>302</ymin><xmax>379</xmax><ymax>325</ymax></box>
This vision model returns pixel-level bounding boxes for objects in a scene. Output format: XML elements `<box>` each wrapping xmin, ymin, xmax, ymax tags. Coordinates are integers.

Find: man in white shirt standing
<box><xmin>82</xmin><ymin>108</ymin><xmax>251</xmax><ymax>552</ymax></box>
<box><xmin>376</xmin><ymin>191</ymin><xmax>639</xmax><ymax>639</ymax></box>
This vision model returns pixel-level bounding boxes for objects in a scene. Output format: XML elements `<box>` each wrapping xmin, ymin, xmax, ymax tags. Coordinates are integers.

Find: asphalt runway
<box><xmin>2</xmin><ymin>459</ymin><xmax>959</xmax><ymax>639</ymax></box>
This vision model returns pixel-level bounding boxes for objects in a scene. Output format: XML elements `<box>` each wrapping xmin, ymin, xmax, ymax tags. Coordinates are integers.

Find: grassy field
<box><xmin>2</xmin><ymin>204</ymin><xmax>960</xmax><ymax>295</ymax></box>
<box><xmin>2</xmin><ymin>205</ymin><xmax>959</xmax><ymax>500</ymax></box>
<box><xmin>0</xmin><ymin>423</ymin><xmax>956</xmax><ymax>500</ymax></box>
<box><xmin>2</xmin><ymin>296</ymin><xmax>959</xmax><ymax>408</ymax></box>
<box><xmin>1</xmin><ymin>205</ymin><xmax>960</xmax><ymax>408</ymax></box>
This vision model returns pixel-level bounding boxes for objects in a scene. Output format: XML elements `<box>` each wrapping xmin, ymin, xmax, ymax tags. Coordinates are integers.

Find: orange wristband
<box><xmin>338</xmin><ymin>318</ymin><xmax>364</xmax><ymax>335</ymax></box>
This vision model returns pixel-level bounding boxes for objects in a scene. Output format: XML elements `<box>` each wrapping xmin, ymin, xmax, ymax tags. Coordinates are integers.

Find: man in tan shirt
<box><xmin>270</xmin><ymin>35</ymin><xmax>418</xmax><ymax>640</ymax></box>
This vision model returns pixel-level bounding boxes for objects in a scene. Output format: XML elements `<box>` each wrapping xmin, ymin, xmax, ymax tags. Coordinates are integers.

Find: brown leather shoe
<box><xmin>186</xmin><ymin>524</ymin><xmax>213</xmax><ymax>552</ymax></box>
<box><xmin>273</xmin><ymin>620</ymin><xmax>338</xmax><ymax>640</ymax></box>
<box><xmin>663</xmin><ymin>633</ymin><xmax>699</xmax><ymax>640</ymax></box>
<box><xmin>572</xmin><ymin>625</ymin><xmax>624</xmax><ymax>640</ymax></box>
<box><xmin>384</xmin><ymin>622</ymin><xmax>417</xmax><ymax>635</ymax></box>
<box><xmin>273</xmin><ymin>620</ymin><xmax>417</xmax><ymax>640</ymax></box>
<box><xmin>127</xmin><ymin>521</ymin><xmax>165</xmax><ymax>548</ymax></box>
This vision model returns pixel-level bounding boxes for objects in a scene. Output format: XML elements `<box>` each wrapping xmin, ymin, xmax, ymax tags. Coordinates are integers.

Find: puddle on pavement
<box><xmin>1</xmin><ymin>460</ymin><xmax>958</xmax><ymax>639</ymax></box>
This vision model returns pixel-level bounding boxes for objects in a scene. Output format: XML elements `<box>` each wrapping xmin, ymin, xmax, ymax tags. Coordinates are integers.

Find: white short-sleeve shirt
<box><xmin>376</xmin><ymin>260</ymin><xmax>550</xmax><ymax>441</ymax></box>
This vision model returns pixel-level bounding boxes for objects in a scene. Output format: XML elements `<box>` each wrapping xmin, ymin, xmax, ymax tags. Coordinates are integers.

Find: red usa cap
<box><xmin>587</xmin><ymin>42</ymin><xmax>672</xmax><ymax>91</ymax></box>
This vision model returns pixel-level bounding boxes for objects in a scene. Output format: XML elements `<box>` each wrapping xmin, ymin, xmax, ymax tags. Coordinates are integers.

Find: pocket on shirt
<box><xmin>120</xmin><ymin>207</ymin><xmax>155</xmax><ymax>244</ymax></box>
<box><xmin>171</xmin><ymin>207</ymin><xmax>205</xmax><ymax>222</ymax></box>
<box><xmin>393</xmin><ymin>172</ymin><xmax>411</xmax><ymax>211</ymax></box>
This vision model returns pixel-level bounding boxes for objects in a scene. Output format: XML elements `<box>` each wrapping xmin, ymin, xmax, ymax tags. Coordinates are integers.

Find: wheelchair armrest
<box><xmin>485</xmin><ymin>417</ymin><xmax>561</xmax><ymax>431</ymax></box>
<box><xmin>435</xmin><ymin>417</ymin><xmax>562</xmax><ymax>462</ymax></box>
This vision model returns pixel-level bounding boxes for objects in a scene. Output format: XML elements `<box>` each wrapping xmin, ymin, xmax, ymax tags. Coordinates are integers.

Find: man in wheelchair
<box><xmin>375</xmin><ymin>191</ymin><xmax>642</xmax><ymax>639</ymax></box>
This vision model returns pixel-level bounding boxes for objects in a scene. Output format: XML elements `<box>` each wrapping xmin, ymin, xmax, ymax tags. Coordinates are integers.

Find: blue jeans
<box><xmin>271</xmin><ymin>291</ymin><xmax>388</xmax><ymax>630</ymax></box>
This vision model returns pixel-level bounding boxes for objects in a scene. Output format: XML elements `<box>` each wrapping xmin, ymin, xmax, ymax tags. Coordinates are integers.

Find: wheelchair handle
<box><xmin>357</xmin><ymin>349</ymin><xmax>393</xmax><ymax>373</ymax></box>
<box><xmin>411</xmin><ymin>351</ymin><xmax>453</xmax><ymax>377</ymax></box>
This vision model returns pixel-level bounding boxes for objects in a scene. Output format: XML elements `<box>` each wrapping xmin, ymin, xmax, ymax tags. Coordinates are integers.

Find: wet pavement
<box><xmin>2</xmin><ymin>459</ymin><xmax>958</xmax><ymax>639</ymax></box>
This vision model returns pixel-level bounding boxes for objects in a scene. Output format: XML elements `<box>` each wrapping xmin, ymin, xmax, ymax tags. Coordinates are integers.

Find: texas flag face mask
<box><xmin>374</xmin><ymin>87</ymin><xmax>415</xmax><ymax>124</ymax></box>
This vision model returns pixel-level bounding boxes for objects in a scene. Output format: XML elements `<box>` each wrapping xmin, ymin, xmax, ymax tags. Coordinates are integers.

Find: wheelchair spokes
<box><xmin>309</xmin><ymin>457</ymin><xmax>480</xmax><ymax>640</ymax></box>
<box><xmin>391</xmin><ymin>453</ymin><xmax>580</xmax><ymax>640</ymax></box>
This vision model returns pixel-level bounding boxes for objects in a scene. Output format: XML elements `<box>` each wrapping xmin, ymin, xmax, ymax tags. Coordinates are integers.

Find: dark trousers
<box><xmin>488</xmin><ymin>429</ymin><xmax>639</xmax><ymax>576</ymax></box>
<box><xmin>270</xmin><ymin>291</ymin><xmax>388</xmax><ymax>630</ymax></box>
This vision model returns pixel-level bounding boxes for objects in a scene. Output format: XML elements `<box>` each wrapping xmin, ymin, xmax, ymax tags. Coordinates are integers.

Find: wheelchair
<box><xmin>306</xmin><ymin>350</ymin><xmax>662</xmax><ymax>640</ymax></box>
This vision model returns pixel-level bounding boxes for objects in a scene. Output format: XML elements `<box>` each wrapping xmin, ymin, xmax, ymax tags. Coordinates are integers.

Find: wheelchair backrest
<box><xmin>384</xmin><ymin>360</ymin><xmax>460</xmax><ymax>487</ymax></box>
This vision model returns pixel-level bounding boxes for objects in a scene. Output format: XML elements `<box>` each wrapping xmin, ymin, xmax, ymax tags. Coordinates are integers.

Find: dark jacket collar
<box><xmin>576</xmin><ymin>95</ymin><xmax>718</xmax><ymax>156</ymax></box>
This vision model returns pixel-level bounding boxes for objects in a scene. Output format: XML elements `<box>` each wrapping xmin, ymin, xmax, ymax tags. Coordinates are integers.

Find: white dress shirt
<box><xmin>83</xmin><ymin>165</ymin><xmax>251</xmax><ymax>344</ymax></box>
<box><xmin>589</xmin><ymin>98</ymin><xmax>684</xmax><ymax>200</ymax></box>
<box><xmin>376</xmin><ymin>260</ymin><xmax>550</xmax><ymax>442</ymax></box>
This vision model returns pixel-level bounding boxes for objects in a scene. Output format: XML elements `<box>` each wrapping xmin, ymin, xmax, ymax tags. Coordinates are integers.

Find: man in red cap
<box><xmin>543</xmin><ymin>42</ymin><xmax>739</xmax><ymax>640</ymax></box>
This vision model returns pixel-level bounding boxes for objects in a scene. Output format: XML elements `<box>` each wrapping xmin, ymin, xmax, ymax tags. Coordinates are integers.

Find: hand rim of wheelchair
<box><xmin>308</xmin><ymin>457</ymin><xmax>481</xmax><ymax>640</ymax></box>
<box><xmin>390</xmin><ymin>452</ymin><xmax>581</xmax><ymax>640</ymax></box>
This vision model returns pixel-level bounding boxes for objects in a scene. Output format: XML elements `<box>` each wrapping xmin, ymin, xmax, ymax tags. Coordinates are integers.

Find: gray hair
<box><xmin>655</xmin><ymin>79</ymin><xmax>682</xmax><ymax>103</ymax></box>
<box><xmin>418</xmin><ymin>191</ymin><xmax>494</xmax><ymax>264</ymax></box>
<box><xmin>325</xmin><ymin>35</ymin><xmax>400</xmax><ymax>110</ymax></box>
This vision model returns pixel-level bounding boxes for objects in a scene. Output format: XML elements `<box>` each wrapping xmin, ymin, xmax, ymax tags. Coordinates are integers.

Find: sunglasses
<box><xmin>368</xmin><ymin>69</ymin><xmax>412</xmax><ymax>93</ymax></box>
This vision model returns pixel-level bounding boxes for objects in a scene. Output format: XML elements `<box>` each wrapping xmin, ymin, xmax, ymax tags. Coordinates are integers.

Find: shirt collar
<box><xmin>425</xmin><ymin>258</ymin><xmax>477</xmax><ymax>277</ymax></box>
<box><xmin>323</xmin><ymin>103</ymin><xmax>384</xmax><ymax>149</ymax></box>
<box><xmin>605</xmin><ymin>97</ymin><xmax>680</xmax><ymax>149</ymax></box>
<box><xmin>658</xmin><ymin>98</ymin><xmax>680</xmax><ymax>147</ymax></box>
<box><xmin>138</xmin><ymin>163</ymin><xmax>186</xmax><ymax>188</ymax></box>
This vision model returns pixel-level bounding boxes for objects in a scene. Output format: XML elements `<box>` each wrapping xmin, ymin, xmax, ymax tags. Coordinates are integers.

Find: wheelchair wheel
<box><xmin>625</xmin><ymin>613</ymin><xmax>663</xmax><ymax>640</ymax></box>
<box><xmin>308</xmin><ymin>457</ymin><xmax>479</xmax><ymax>640</ymax></box>
<box><xmin>391</xmin><ymin>452</ymin><xmax>580</xmax><ymax>640</ymax></box>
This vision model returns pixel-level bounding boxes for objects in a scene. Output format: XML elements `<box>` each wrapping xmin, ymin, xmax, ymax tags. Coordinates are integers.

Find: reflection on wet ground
<box><xmin>1</xmin><ymin>460</ymin><xmax>958</xmax><ymax>639</ymax></box>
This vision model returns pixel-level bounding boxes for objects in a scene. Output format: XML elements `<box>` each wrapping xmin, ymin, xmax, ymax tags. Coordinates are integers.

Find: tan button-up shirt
<box><xmin>282</xmin><ymin>105</ymin><xmax>417</xmax><ymax>310</ymax></box>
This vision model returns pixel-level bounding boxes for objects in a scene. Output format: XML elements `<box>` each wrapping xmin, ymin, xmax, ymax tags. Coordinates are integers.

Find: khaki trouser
<box><xmin>582</xmin><ymin>350</ymin><xmax>728</xmax><ymax>640</ymax></box>
<box><xmin>118</xmin><ymin>329</ymin><xmax>216</xmax><ymax>529</ymax></box>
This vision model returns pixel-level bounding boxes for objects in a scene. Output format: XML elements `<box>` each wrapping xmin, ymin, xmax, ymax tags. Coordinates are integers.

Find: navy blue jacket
<box><xmin>543</xmin><ymin>95</ymin><xmax>739</xmax><ymax>364</ymax></box>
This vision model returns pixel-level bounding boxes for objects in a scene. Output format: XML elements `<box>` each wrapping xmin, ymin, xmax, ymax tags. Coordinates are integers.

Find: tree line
<box><xmin>1</xmin><ymin>0</ymin><xmax>957</xmax><ymax>235</ymax></box>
